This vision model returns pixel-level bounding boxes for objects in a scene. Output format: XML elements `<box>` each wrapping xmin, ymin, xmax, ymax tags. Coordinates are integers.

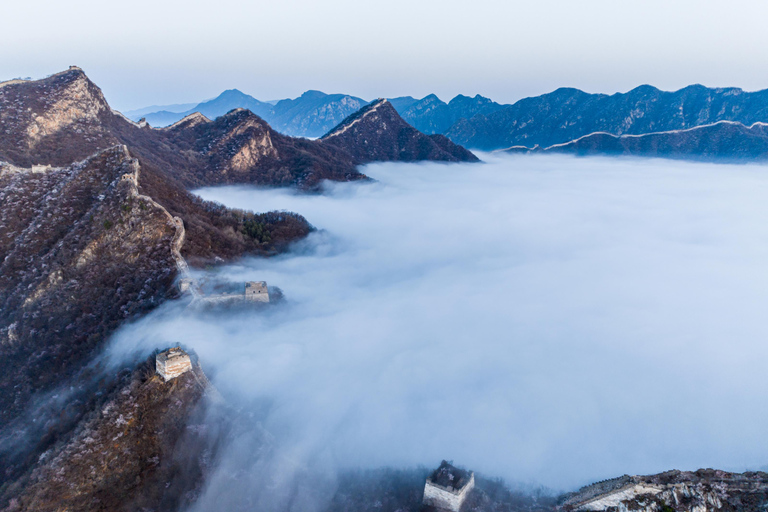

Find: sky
<box><xmin>4</xmin><ymin>0</ymin><xmax>768</xmax><ymax>111</ymax></box>
<box><xmin>107</xmin><ymin>154</ymin><xmax>768</xmax><ymax>509</ymax></box>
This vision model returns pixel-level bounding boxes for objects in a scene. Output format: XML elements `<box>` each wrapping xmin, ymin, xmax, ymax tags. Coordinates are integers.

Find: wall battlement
<box><xmin>156</xmin><ymin>347</ymin><xmax>192</xmax><ymax>381</ymax></box>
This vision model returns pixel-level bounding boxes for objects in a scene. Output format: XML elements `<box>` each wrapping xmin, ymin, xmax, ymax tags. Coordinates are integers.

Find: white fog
<box><xmin>107</xmin><ymin>153</ymin><xmax>768</xmax><ymax>507</ymax></box>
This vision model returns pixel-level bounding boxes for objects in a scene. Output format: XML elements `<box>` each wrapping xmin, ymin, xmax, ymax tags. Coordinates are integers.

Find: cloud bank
<box><xmin>108</xmin><ymin>154</ymin><xmax>768</xmax><ymax>507</ymax></box>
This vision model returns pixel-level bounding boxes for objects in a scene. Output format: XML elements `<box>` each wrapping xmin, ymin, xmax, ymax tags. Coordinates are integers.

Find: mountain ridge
<box><xmin>447</xmin><ymin>83</ymin><xmax>768</xmax><ymax>150</ymax></box>
<box><xmin>507</xmin><ymin>120</ymin><xmax>768</xmax><ymax>161</ymax></box>
<box><xmin>321</xmin><ymin>99</ymin><xmax>479</xmax><ymax>163</ymax></box>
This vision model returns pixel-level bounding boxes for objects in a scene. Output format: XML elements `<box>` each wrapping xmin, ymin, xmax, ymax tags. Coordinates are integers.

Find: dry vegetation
<box><xmin>0</xmin><ymin>147</ymin><xmax>178</xmax><ymax>426</ymax></box>
<box><xmin>0</xmin><ymin>356</ymin><xmax>221</xmax><ymax>512</ymax></box>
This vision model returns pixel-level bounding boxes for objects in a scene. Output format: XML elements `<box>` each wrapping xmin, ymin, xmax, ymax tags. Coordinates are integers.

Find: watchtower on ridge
<box><xmin>245</xmin><ymin>281</ymin><xmax>270</xmax><ymax>302</ymax></box>
<box><xmin>423</xmin><ymin>461</ymin><xmax>475</xmax><ymax>512</ymax></box>
<box><xmin>156</xmin><ymin>347</ymin><xmax>192</xmax><ymax>381</ymax></box>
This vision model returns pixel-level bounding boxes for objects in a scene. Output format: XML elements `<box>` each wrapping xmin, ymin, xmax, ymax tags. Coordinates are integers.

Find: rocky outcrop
<box><xmin>0</xmin><ymin>67</ymin><xmax>117</xmax><ymax>166</ymax></box>
<box><xmin>321</xmin><ymin>99</ymin><xmax>479</xmax><ymax>163</ymax></box>
<box><xmin>560</xmin><ymin>470</ymin><xmax>768</xmax><ymax>512</ymax></box>
<box><xmin>159</xmin><ymin>108</ymin><xmax>362</xmax><ymax>188</ymax></box>
<box><xmin>447</xmin><ymin>84</ymin><xmax>768</xmax><ymax>151</ymax></box>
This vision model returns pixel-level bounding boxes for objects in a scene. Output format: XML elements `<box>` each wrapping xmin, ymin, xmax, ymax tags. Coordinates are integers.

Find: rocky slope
<box><xmin>0</xmin><ymin>355</ymin><xmax>220</xmax><ymax>512</ymax></box>
<box><xmin>0</xmin><ymin>67</ymin><xmax>364</xmax><ymax>189</ymax></box>
<box><xmin>321</xmin><ymin>99</ymin><xmax>479</xmax><ymax>163</ymax></box>
<box><xmin>150</xmin><ymin>108</ymin><xmax>362</xmax><ymax>189</ymax></box>
<box><xmin>0</xmin><ymin>147</ymin><xmax>179</xmax><ymax>426</ymax></box>
<box><xmin>0</xmin><ymin>141</ymin><xmax>307</xmax><ymax>419</ymax></box>
<box><xmin>448</xmin><ymin>85</ymin><xmax>768</xmax><ymax>151</ymax></box>
<box><xmin>560</xmin><ymin>470</ymin><xmax>768</xmax><ymax>512</ymax></box>
<box><xmin>519</xmin><ymin>121</ymin><xmax>768</xmax><ymax>161</ymax></box>
<box><xmin>0</xmin><ymin>144</ymin><xmax>301</xmax><ymax>509</ymax></box>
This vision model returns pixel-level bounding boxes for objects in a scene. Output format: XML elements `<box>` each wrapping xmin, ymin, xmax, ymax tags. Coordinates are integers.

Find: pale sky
<box><xmin>4</xmin><ymin>0</ymin><xmax>768</xmax><ymax>111</ymax></box>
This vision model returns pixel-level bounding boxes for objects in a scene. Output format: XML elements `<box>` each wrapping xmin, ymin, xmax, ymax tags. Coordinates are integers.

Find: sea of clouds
<box><xmin>107</xmin><ymin>153</ymin><xmax>768</xmax><ymax>508</ymax></box>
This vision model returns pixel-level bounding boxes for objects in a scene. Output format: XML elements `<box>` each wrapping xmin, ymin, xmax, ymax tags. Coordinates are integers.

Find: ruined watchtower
<box><xmin>245</xmin><ymin>281</ymin><xmax>270</xmax><ymax>302</ymax></box>
<box><xmin>156</xmin><ymin>347</ymin><xmax>192</xmax><ymax>381</ymax></box>
<box><xmin>178</xmin><ymin>278</ymin><xmax>194</xmax><ymax>294</ymax></box>
<box><xmin>423</xmin><ymin>461</ymin><xmax>475</xmax><ymax>512</ymax></box>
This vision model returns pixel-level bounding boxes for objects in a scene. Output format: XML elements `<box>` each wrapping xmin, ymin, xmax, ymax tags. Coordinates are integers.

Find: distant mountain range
<box><xmin>129</xmin><ymin>84</ymin><xmax>768</xmax><ymax>158</ymax></box>
<box><xmin>512</xmin><ymin>121</ymin><xmax>768</xmax><ymax>160</ymax></box>
<box><xmin>132</xmin><ymin>89</ymin><xmax>368</xmax><ymax>138</ymax></box>
<box><xmin>449</xmin><ymin>85</ymin><xmax>768</xmax><ymax>151</ymax></box>
<box><xmin>389</xmin><ymin>93</ymin><xmax>505</xmax><ymax>135</ymax></box>
<box><xmin>128</xmin><ymin>89</ymin><xmax>505</xmax><ymax>140</ymax></box>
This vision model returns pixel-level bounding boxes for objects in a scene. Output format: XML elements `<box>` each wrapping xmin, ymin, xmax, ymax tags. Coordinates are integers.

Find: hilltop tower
<box><xmin>423</xmin><ymin>461</ymin><xmax>475</xmax><ymax>512</ymax></box>
<box><xmin>245</xmin><ymin>281</ymin><xmax>270</xmax><ymax>302</ymax></box>
<box><xmin>156</xmin><ymin>347</ymin><xmax>192</xmax><ymax>381</ymax></box>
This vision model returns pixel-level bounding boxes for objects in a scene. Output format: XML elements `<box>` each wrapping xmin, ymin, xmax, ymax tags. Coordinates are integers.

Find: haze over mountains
<box><xmin>130</xmin><ymin>84</ymin><xmax>768</xmax><ymax>161</ymax></box>
<box><xmin>133</xmin><ymin>89</ymin><xmax>368</xmax><ymax>138</ymax></box>
<box><xmin>129</xmin><ymin>89</ymin><xmax>505</xmax><ymax>140</ymax></box>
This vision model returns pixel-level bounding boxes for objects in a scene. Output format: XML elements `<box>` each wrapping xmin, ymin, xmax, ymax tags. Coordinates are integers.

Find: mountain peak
<box><xmin>0</xmin><ymin>66</ymin><xmax>113</xmax><ymax>165</ymax></box>
<box><xmin>321</xmin><ymin>99</ymin><xmax>389</xmax><ymax>139</ymax></box>
<box><xmin>164</xmin><ymin>111</ymin><xmax>211</xmax><ymax>131</ymax></box>
<box><xmin>300</xmin><ymin>90</ymin><xmax>328</xmax><ymax>100</ymax></box>
<box><xmin>217</xmin><ymin>89</ymin><xmax>250</xmax><ymax>99</ymax></box>
<box><xmin>321</xmin><ymin>99</ymin><xmax>478</xmax><ymax>163</ymax></box>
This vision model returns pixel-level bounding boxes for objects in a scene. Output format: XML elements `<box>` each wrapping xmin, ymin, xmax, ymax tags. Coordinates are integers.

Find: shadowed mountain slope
<box><xmin>321</xmin><ymin>99</ymin><xmax>479</xmax><ymax>163</ymax></box>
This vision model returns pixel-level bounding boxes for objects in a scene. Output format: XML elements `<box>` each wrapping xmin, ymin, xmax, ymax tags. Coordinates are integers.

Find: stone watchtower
<box><xmin>423</xmin><ymin>461</ymin><xmax>475</xmax><ymax>512</ymax></box>
<box><xmin>156</xmin><ymin>347</ymin><xmax>192</xmax><ymax>381</ymax></box>
<box><xmin>245</xmin><ymin>281</ymin><xmax>270</xmax><ymax>302</ymax></box>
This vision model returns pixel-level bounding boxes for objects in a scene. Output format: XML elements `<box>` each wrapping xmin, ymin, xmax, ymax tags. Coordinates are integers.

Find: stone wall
<box><xmin>423</xmin><ymin>473</ymin><xmax>475</xmax><ymax>512</ymax></box>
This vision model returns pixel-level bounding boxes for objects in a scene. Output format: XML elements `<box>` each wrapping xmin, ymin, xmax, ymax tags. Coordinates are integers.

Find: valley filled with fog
<box><xmin>108</xmin><ymin>154</ymin><xmax>768</xmax><ymax>507</ymax></box>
